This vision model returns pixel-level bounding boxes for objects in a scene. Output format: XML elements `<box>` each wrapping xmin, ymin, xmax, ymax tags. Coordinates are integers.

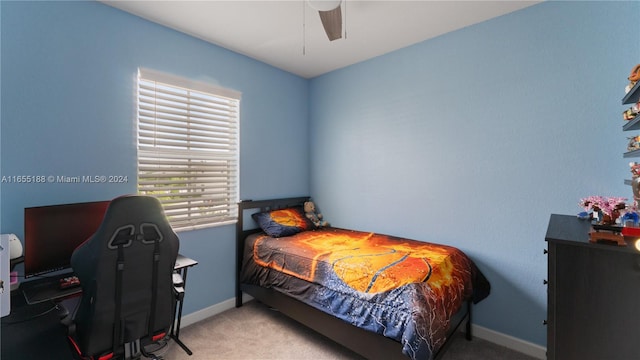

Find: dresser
<box><xmin>545</xmin><ymin>214</ymin><xmax>640</xmax><ymax>360</ymax></box>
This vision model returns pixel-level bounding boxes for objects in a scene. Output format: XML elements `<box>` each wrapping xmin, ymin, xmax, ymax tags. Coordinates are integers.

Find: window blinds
<box><xmin>137</xmin><ymin>68</ymin><xmax>240</xmax><ymax>231</ymax></box>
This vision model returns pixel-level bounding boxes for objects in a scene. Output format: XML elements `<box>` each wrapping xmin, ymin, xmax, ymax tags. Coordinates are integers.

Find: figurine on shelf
<box><xmin>622</xmin><ymin>211</ymin><xmax>639</xmax><ymax>227</ymax></box>
<box><xmin>628</xmin><ymin>135</ymin><xmax>640</xmax><ymax>151</ymax></box>
<box><xmin>626</xmin><ymin>64</ymin><xmax>640</xmax><ymax>94</ymax></box>
<box><xmin>631</xmin><ymin>162</ymin><xmax>640</xmax><ymax>208</ymax></box>
<box><xmin>630</xmin><ymin>162</ymin><xmax>640</xmax><ymax>177</ymax></box>
<box><xmin>623</xmin><ymin>102</ymin><xmax>639</xmax><ymax>121</ymax></box>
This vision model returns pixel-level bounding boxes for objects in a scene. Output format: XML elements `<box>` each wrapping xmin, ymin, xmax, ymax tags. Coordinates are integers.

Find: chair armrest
<box><xmin>172</xmin><ymin>272</ymin><xmax>185</xmax><ymax>301</ymax></box>
<box><xmin>172</xmin><ymin>272</ymin><xmax>184</xmax><ymax>287</ymax></box>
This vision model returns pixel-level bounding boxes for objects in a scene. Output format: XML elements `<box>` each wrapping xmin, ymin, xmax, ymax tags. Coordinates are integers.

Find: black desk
<box><xmin>1</xmin><ymin>254</ymin><xmax>197</xmax><ymax>358</ymax></box>
<box><xmin>1</xmin><ymin>292</ymin><xmax>76</xmax><ymax>359</ymax></box>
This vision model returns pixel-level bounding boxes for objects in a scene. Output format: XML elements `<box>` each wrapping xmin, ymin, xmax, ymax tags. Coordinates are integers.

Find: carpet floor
<box><xmin>157</xmin><ymin>301</ymin><xmax>538</xmax><ymax>360</ymax></box>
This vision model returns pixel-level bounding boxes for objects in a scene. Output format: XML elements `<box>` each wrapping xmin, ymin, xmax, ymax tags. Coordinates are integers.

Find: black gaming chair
<box><xmin>66</xmin><ymin>195</ymin><xmax>179</xmax><ymax>360</ymax></box>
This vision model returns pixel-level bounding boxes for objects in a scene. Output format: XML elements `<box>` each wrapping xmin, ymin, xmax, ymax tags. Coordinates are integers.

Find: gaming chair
<box><xmin>66</xmin><ymin>195</ymin><xmax>179</xmax><ymax>360</ymax></box>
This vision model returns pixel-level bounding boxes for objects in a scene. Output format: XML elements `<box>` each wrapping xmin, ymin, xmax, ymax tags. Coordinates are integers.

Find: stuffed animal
<box><xmin>304</xmin><ymin>201</ymin><xmax>328</xmax><ymax>227</ymax></box>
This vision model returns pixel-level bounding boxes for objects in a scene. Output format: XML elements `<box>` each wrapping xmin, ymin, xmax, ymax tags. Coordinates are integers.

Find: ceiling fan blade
<box><xmin>318</xmin><ymin>5</ymin><xmax>342</xmax><ymax>41</ymax></box>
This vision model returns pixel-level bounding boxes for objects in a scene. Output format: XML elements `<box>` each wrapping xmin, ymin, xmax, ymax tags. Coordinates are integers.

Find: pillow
<box><xmin>252</xmin><ymin>206</ymin><xmax>315</xmax><ymax>237</ymax></box>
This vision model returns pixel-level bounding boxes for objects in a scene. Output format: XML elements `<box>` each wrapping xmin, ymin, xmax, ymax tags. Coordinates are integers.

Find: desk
<box><xmin>2</xmin><ymin>254</ymin><xmax>197</xmax><ymax>358</ymax></box>
<box><xmin>1</xmin><ymin>292</ymin><xmax>76</xmax><ymax>359</ymax></box>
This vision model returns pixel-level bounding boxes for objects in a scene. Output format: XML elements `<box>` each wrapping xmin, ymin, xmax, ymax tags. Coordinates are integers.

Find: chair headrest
<box><xmin>107</xmin><ymin>223</ymin><xmax>165</xmax><ymax>249</ymax></box>
<box><xmin>96</xmin><ymin>195</ymin><xmax>176</xmax><ymax>250</ymax></box>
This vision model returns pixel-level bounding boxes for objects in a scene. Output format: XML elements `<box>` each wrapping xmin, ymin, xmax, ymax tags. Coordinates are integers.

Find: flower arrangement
<box><xmin>579</xmin><ymin>196</ymin><xmax>627</xmax><ymax>224</ymax></box>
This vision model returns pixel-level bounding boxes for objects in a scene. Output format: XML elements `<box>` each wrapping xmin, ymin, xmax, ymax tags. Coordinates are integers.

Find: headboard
<box><xmin>235</xmin><ymin>197</ymin><xmax>310</xmax><ymax>307</ymax></box>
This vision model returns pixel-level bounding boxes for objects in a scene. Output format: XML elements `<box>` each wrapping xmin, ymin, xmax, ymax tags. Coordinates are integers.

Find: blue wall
<box><xmin>309</xmin><ymin>1</ymin><xmax>640</xmax><ymax>346</ymax></box>
<box><xmin>0</xmin><ymin>1</ymin><xmax>309</xmax><ymax>315</ymax></box>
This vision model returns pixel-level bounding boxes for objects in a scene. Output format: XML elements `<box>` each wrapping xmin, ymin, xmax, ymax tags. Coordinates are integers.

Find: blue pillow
<box><xmin>252</xmin><ymin>206</ymin><xmax>315</xmax><ymax>237</ymax></box>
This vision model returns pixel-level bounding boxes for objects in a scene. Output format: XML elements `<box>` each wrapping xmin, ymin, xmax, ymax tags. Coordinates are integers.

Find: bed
<box><xmin>235</xmin><ymin>197</ymin><xmax>490</xmax><ymax>360</ymax></box>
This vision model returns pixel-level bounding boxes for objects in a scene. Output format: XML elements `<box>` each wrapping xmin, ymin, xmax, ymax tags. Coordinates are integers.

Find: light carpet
<box><xmin>158</xmin><ymin>301</ymin><xmax>537</xmax><ymax>360</ymax></box>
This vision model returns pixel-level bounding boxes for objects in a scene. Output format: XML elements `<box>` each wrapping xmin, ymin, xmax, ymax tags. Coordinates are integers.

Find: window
<box><xmin>137</xmin><ymin>68</ymin><xmax>240</xmax><ymax>231</ymax></box>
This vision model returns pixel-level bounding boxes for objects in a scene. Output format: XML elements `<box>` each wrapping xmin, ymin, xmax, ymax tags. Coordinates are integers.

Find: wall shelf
<box><xmin>623</xmin><ymin>149</ymin><xmax>640</xmax><ymax>158</ymax></box>
<box><xmin>623</xmin><ymin>80</ymin><xmax>640</xmax><ymax>161</ymax></box>
<box><xmin>623</xmin><ymin>114</ymin><xmax>640</xmax><ymax>131</ymax></box>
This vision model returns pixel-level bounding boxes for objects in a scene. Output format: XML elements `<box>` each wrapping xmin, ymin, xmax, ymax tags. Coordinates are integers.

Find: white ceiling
<box><xmin>102</xmin><ymin>0</ymin><xmax>540</xmax><ymax>78</ymax></box>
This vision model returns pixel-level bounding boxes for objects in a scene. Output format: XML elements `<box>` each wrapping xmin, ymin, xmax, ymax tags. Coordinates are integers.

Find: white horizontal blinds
<box><xmin>137</xmin><ymin>68</ymin><xmax>240</xmax><ymax>231</ymax></box>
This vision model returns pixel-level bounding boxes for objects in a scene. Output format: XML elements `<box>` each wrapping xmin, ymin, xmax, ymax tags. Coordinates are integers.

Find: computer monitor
<box><xmin>23</xmin><ymin>200</ymin><xmax>110</xmax><ymax>278</ymax></box>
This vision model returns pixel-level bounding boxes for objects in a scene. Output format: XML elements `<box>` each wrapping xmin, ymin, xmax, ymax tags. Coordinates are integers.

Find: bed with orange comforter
<box><xmin>239</xmin><ymin>223</ymin><xmax>490</xmax><ymax>360</ymax></box>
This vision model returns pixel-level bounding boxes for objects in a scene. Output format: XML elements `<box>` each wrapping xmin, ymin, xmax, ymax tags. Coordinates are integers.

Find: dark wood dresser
<box><xmin>545</xmin><ymin>214</ymin><xmax>640</xmax><ymax>360</ymax></box>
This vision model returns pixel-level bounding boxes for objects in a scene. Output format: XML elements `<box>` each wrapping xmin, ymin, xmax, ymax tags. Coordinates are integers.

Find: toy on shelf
<box><xmin>623</xmin><ymin>102</ymin><xmax>639</xmax><ymax>121</ymax></box>
<box><xmin>624</xmin><ymin>163</ymin><xmax>640</xmax><ymax>242</ymax></box>
<box><xmin>630</xmin><ymin>162</ymin><xmax>640</xmax><ymax>210</ymax></box>
<box><xmin>626</xmin><ymin>64</ymin><xmax>640</xmax><ymax>94</ymax></box>
<box><xmin>628</xmin><ymin>135</ymin><xmax>640</xmax><ymax>151</ymax></box>
<box><xmin>621</xmin><ymin>211</ymin><xmax>639</xmax><ymax>227</ymax></box>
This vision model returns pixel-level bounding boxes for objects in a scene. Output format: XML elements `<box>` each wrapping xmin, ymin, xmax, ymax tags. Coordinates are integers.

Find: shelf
<box><xmin>623</xmin><ymin>76</ymin><xmax>640</xmax><ymax>187</ymax></box>
<box><xmin>623</xmin><ymin>149</ymin><xmax>640</xmax><ymax>158</ymax></box>
<box><xmin>623</xmin><ymin>115</ymin><xmax>640</xmax><ymax>131</ymax></box>
<box><xmin>622</xmin><ymin>81</ymin><xmax>640</xmax><ymax>105</ymax></box>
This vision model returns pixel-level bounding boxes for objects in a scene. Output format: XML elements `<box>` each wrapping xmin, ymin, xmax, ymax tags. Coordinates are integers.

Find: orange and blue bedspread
<box><xmin>241</xmin><ymin>227</ymin><xmax>490</xmax><ymax>360</ymax></box>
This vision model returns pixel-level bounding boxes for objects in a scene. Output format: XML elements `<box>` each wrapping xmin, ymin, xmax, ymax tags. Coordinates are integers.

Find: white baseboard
<box><xmin>469</xmin><ymin>324</ymin><xmax>547</xmax><ymax>359</ymax></box>
<box><xmin>179</xmin><ymin>296</ymin><xmax>547</xmax><ymax>360</ymax></box>
<box><xmin>178</xmin><ymin>294</ymin><xmax>253</xmax><ymax>328</ymax></box>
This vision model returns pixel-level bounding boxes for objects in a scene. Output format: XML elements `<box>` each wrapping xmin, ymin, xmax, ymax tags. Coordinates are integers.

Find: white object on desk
<box><xmin>7</xmin><ymin>233</ymin><xmax>23</xmax><ymax>259</ymax></box>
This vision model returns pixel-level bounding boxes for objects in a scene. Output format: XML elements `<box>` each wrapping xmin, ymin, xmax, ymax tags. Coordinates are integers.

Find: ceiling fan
<box><xmin>308</xmin><ymin>0</ymin><xmax>343</xmax><ymax>41</ymax></box>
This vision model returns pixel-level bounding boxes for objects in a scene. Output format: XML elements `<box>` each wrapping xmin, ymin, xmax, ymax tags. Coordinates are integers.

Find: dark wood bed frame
<box><xmin>235</xmin><ymin>197</ymin><xmax>473</xmax><ymax>360</ymax></box>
